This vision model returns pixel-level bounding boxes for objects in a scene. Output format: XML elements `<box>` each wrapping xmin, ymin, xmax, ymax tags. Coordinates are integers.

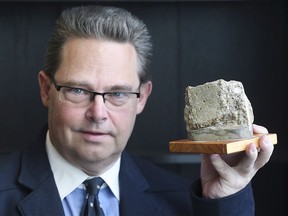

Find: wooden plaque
<box><xmin>169</xmin><ymin>133</ymin><xmax>277</xmax><ymax>154</ymax></box>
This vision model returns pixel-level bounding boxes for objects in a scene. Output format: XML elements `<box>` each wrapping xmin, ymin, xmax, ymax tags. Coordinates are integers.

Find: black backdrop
<box><xmin>0</xmin><ymin>1</ymin><xmax>287</xmax><ymax>215</ymax></box>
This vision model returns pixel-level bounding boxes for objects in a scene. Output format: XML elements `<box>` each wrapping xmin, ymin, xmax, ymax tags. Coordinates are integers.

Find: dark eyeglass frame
<box><xmin>50</xmin><ymin>77</ymin><xmax>141</xmax><ymax>104</ymax></box>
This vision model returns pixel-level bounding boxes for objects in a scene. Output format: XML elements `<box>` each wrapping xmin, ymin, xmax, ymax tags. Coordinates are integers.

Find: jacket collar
<box><xmin>119</xmin><ymin>151</ymin><xmax>164</xmax><ymax>215</ymax></box>
<box><xmin>16</xmin><ymin>127</ymin><xmax>65</xmax><ymax>216</ymax></box>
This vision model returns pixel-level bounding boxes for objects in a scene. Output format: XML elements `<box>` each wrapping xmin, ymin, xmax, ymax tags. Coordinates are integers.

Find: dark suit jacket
<box><xmin>0</xmin><ymin>128</ymin><xmax>254</xmax><ymax>216</ymax></box>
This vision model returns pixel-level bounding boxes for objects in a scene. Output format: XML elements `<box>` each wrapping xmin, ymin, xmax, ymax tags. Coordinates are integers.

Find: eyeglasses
<box><xmin>51</xmin><ymin>77</ymin><xmax>140</xmax><ymax>110</ymax></box>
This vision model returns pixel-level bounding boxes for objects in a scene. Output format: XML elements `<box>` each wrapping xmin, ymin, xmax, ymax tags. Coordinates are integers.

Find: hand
<box><xmin>200</xmin><ymin>124</ymin><xmax>274</xmax><ymax>198</ymax></box>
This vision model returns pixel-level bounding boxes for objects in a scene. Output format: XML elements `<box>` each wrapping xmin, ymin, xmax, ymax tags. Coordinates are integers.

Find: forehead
<box><xmin>55</xmin><ymin>38</ymin><xmax>139</xmax><ymax>88</ymax></box>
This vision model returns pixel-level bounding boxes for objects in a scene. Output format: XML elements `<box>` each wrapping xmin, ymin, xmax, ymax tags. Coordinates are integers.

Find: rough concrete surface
<box><xmin>184</xmin><ymin>79</ymin><xmax>254</xmax><ymax>141</ymax></box>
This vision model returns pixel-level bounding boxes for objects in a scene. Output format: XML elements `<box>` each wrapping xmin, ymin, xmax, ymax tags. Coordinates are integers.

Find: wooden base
<box><xmin>169</xmin><ymin>133</ymin><xmax>277</xmax><ymax>154</ymax></box>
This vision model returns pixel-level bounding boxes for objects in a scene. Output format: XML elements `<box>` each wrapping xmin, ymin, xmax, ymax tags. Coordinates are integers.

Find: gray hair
<box><xmin>43</xmin><ymin>5</ymin><xmax>152</xmax><ymax>83</ymax></box>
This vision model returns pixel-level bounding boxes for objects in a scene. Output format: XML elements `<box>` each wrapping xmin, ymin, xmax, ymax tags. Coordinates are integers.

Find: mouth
<box><xmin>78</xmin><ymin>130</ymin><xmax>111</xmax><ymax>142</ymax></box>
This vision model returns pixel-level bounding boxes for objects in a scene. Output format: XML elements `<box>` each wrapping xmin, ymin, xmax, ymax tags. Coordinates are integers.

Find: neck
<box><xmin>72</xmin><ymin>153</ymin><xmax>121</xmax><ymax>176</ymax></box>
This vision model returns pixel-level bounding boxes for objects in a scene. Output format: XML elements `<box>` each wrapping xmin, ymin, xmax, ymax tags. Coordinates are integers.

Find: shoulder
<box><xmin>120</xmin><ymin>151</ymin><xmax>194</xmax><ymax>214</ymax></box>
<box><xmin>0</xmin><ymin>125</ymin><xmax>47</xmax><ymax>180</ymax></box>
<box><xmin>0</xmin><ymin>151</ymin><xmax>22</xmax><ymax>183</ymax></box>
<box><xmin>122</xmin><ymin>151</ymin><xmax>192</xmax><ymax>191</ymax></box>
<box><xmin>0</xmin><ymin>150</ymin><xmax>26</xmax><ymax>206</ymax></box>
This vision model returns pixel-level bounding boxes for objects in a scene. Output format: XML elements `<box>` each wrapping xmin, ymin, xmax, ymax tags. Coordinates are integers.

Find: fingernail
<box><xmin>262</xmin><ymin>135</ymin><xmax>270</xmax><ymax>145</ymax></box>
<box><xmin>251</xmin><ymin>143</ymin><xmax>257</xmax><ymax>153</ymax></box>
<box><xmin>262</xmin><ymin>136</ymin><xmax>270</xmax><ymax>146</ymax></box>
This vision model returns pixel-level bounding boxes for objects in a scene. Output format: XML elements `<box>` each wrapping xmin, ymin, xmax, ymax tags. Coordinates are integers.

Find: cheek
<box><xmin>59</xmin><ymin>106</ymin><xmax>85</xmax><ymax>126</ymax></box>
<box><xmin>116</xmin><ymin>107</ymin><xmax>137</xmax><ymax>135</ymax></box>
<box><xmin>48</xmin><ymin>99</ymin><xmax>81</xmax><ymax>128</ymax></box>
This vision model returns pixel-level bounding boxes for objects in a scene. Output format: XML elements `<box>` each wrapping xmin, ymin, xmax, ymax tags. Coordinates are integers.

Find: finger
<box><xmin>254</xmin><ymin>135</ymin><xmax>274</xmax><ymax>169</ymax></box>
<box><xmin>209</xmin><ymin>154</ymin><xmax>231</xmax><ymax>178</ymax></box>
<box><xmin>235</xmin><ymin>142</ymin><xmax>258</xmax><ymax>173</ymax></box>
<box><xmin>253</xmin><ymin>124</ymin><xmax>268</xmax><ymax>134</ymax></box>
<box><xmin>200</xmin><ymin>154</ymin><xmax>219</xmax><ymax>180</ymax></box>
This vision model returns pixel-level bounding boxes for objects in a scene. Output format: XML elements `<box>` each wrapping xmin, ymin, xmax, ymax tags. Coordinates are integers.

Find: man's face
<box><xmin>39</xmin><ymin>38</ymin><xmax>152</xmax><ymax>174</ymax></box>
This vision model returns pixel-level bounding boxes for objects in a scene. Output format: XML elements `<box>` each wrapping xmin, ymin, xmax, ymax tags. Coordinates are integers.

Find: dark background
<box><xmin>0</xmin><ymin>0</ymin><xmax>287</xmax><ymax>215</ymax></box>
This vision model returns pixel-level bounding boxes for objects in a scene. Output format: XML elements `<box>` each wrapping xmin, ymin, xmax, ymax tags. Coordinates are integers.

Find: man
<box><xmin>0</xmin><ymin>5</ymin><xmax>274</xmax><ymax>215</ymax></box>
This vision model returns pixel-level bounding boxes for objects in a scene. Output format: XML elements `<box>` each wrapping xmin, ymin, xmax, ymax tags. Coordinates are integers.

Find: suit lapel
<box><xmin>17</xmin><ymin>178</ymin><xmax>64</xmax><ymax>216</ymax></box>
<box><xmin>119</xmin><ymin>152</ymin><xmax>162</xmax><ymax>216</ymax></box>
<box><xmin>16</xmin><ymin>129</ymin><xmax>65</xmax><ymax>216</ymax></box>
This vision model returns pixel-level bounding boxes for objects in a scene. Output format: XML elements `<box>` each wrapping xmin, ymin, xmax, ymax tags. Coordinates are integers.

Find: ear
<box><xmin>137</xmin><ymin>81</ymin><xmax>152</xmax><ymax>114</ymax></box>
<box><xmin>38</xmin><ymin>71</ymin><xmax>52</xmax><ymax>107</ymax></box>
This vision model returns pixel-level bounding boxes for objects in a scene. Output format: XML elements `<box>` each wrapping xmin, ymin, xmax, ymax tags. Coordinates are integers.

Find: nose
<box><xmin>85</xmin><ymin>94</ymin><xmax>108</xmax><ymax>122</ymax></box>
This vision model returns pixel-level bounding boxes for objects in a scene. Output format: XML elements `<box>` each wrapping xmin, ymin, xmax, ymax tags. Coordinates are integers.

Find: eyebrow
<box><xmin>109</xmin><ymin>85</ymin><xmax>134</xmax><ymax>91</ymax></box>
<box><xmin>58</xmin><ymin>80</ymin><xmax>134</xmax><ymax>92</ymax></box>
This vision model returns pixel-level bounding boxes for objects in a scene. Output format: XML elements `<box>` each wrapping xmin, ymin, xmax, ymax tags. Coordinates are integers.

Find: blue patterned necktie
<box><xmin>81</xmin><ymin>177</ymin><xmax>105</xmax><ymax>216</ymax></box>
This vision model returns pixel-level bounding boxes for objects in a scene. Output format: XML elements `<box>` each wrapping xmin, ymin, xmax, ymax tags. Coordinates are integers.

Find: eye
<box><xmin>68</xmin><ymin>87</ymin><xmax>88</xmax><ymax>95</ymax></box>
<box><xmin>61</xmin><ymin>87</ymin><xmax>91</xmax><ymax>97</ymax></box>
<box><xmin>108</xmin><ymin>92</ymin><xmax>128</xmax><ymax>99</ymax></box>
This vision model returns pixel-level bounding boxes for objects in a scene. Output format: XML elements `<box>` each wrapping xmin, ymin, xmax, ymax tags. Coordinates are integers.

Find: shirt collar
<box><xmin>45</xmin><ymin>131</ymin><xmax>120</xmax><ymax>201</ymax></box>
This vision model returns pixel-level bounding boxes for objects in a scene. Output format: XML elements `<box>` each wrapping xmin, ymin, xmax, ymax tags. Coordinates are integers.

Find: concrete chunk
<box><xmin>184</xmin><ymin>79</ymin><xmax>254</xmax><ymax>141</ymax></box>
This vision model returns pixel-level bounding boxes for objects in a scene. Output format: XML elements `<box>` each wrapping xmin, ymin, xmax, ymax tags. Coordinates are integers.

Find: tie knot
<box><xmin>84</xmin><ymin>177</ymin><xmax>104</xmax><ymax>195</ymax></box>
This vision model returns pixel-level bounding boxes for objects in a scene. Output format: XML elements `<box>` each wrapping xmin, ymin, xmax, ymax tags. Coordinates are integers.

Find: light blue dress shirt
<box><xmin>45</xmin><ymin>131</ymin><xmax>120</xmax><ymax>216</ymax></box>
<box><xmin>63</xmin><ymin>184</ymin><xmax>119</xmax><ymax>216</ymax></box>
